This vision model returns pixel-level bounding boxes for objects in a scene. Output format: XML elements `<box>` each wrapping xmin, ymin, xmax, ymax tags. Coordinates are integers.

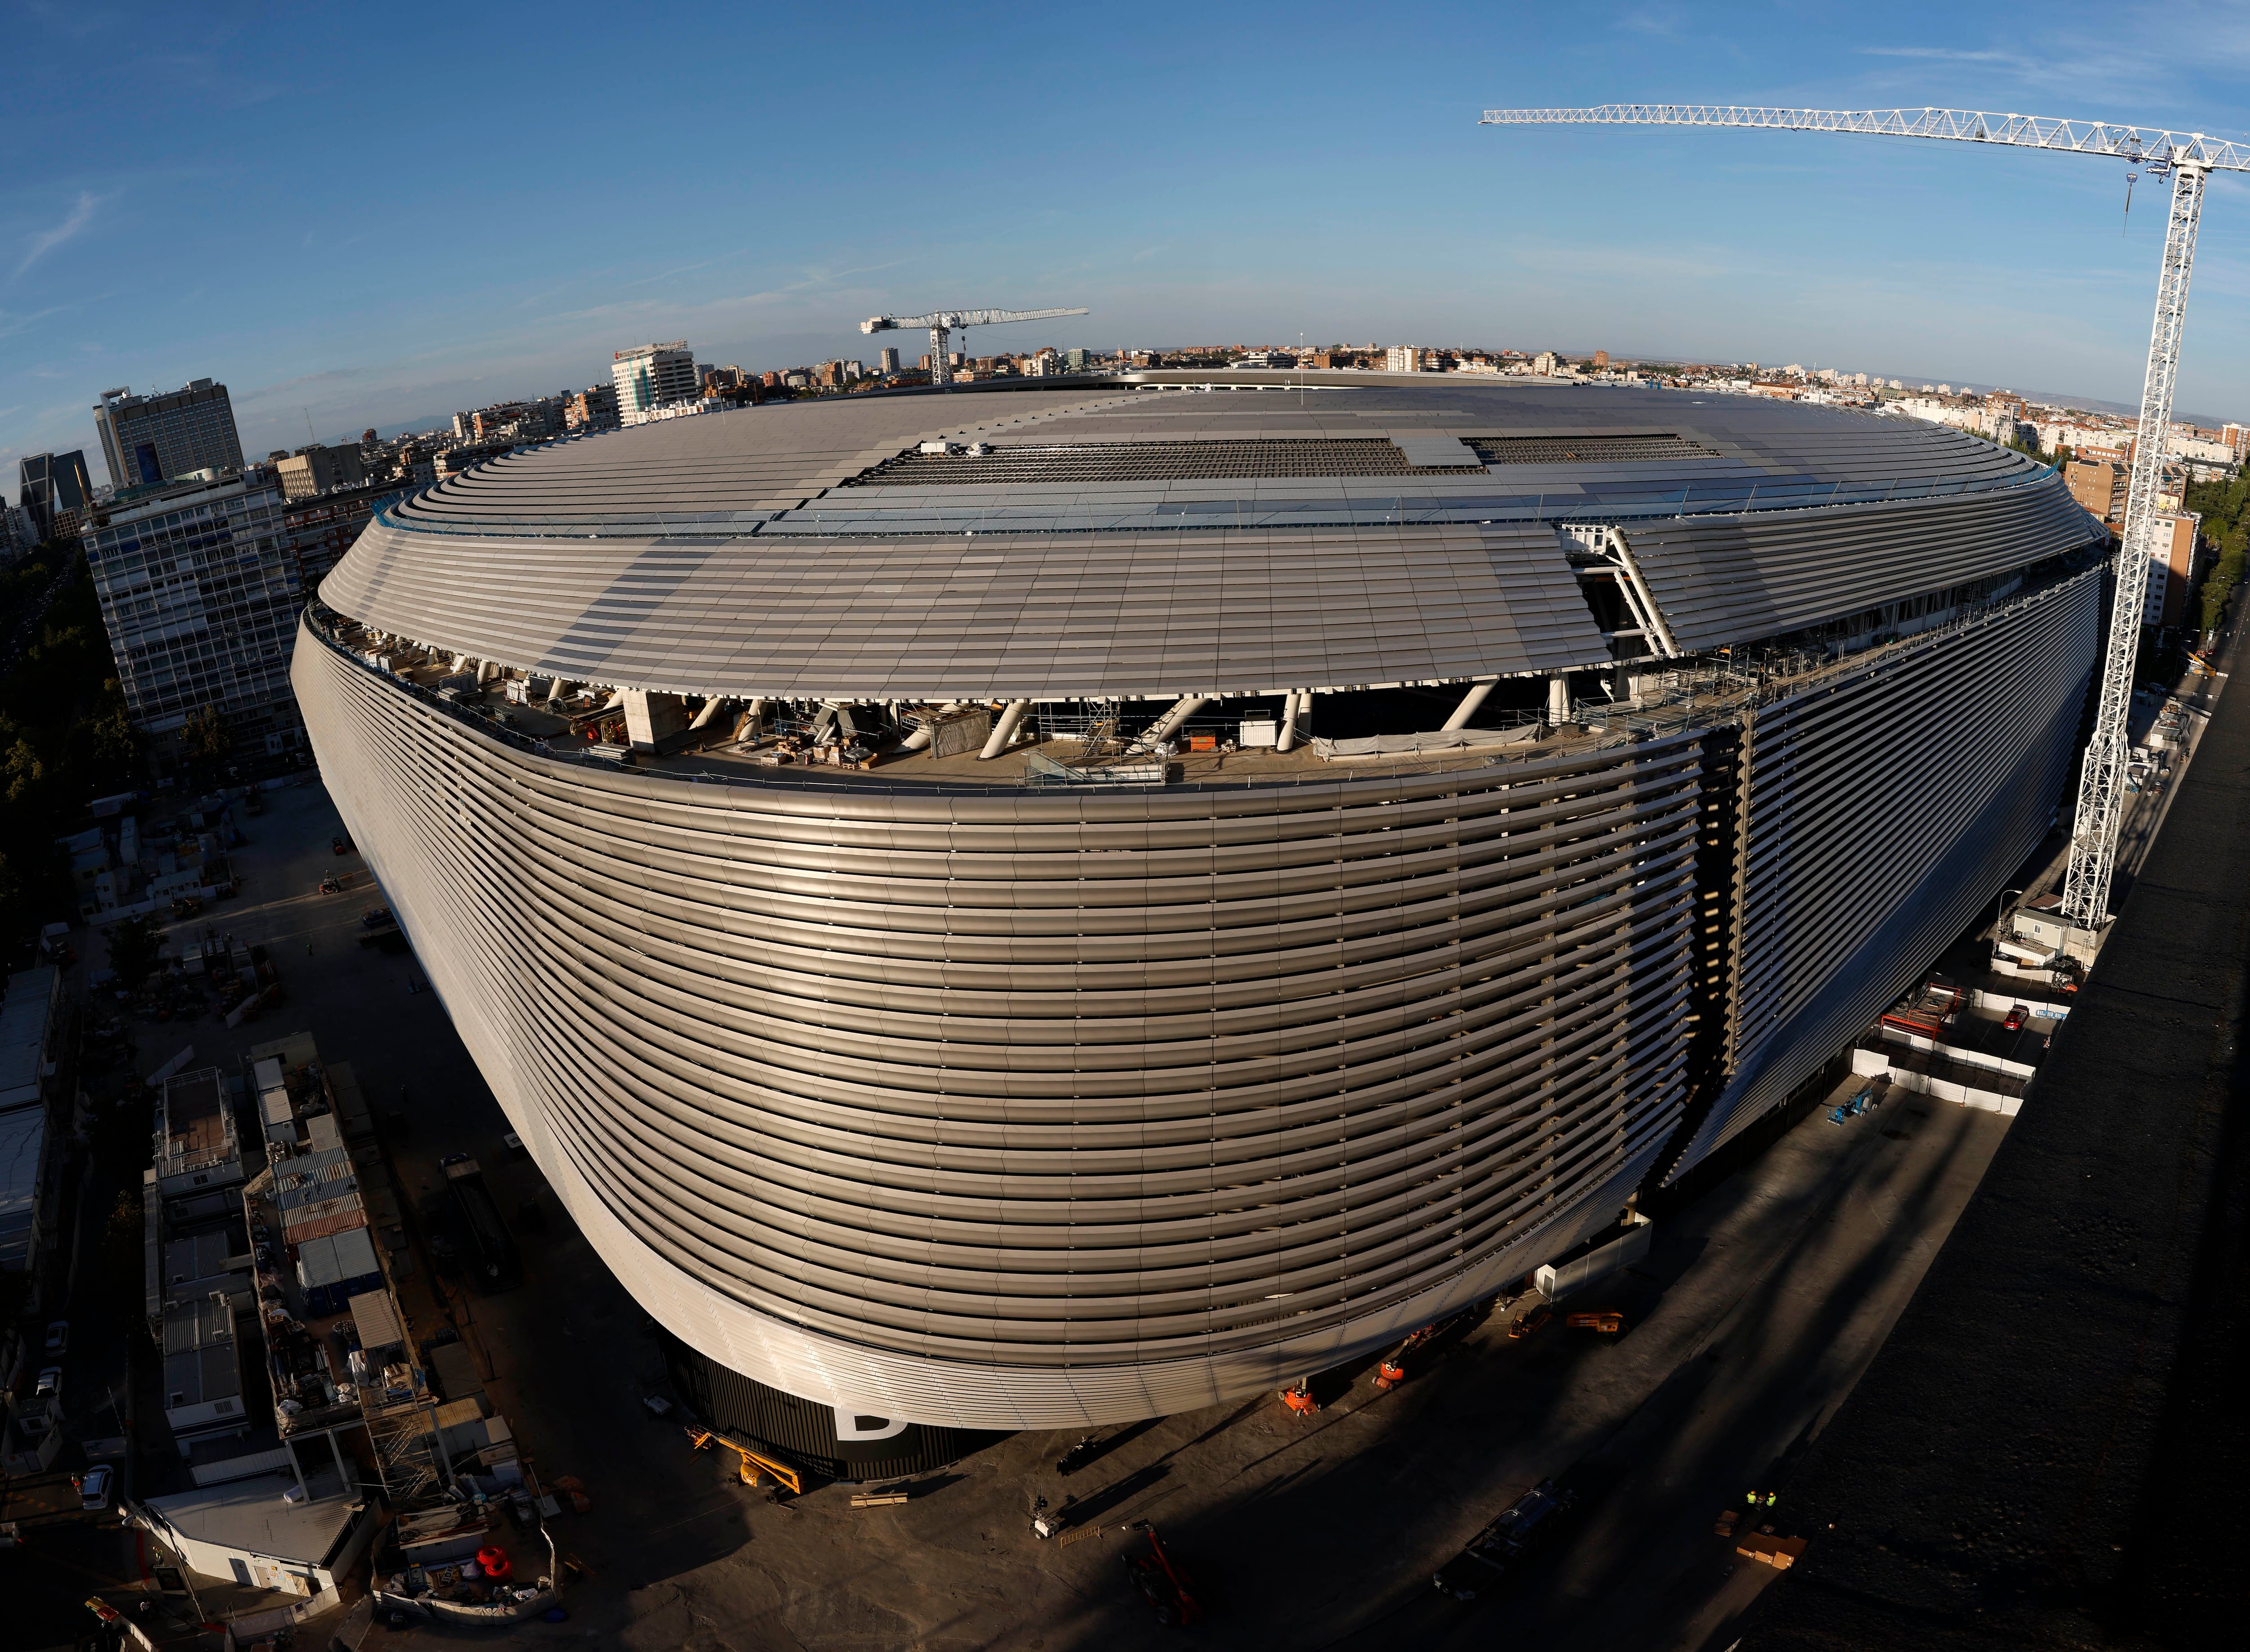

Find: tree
<box><xmin>181</xmin><ymin>703</ymin><xmax>229</xmax><ymax>760</ymax></box>
<box><xmin>108</xmin><ymin>913</ymin><xmax>163</xmax><ymax>990</ymax></box>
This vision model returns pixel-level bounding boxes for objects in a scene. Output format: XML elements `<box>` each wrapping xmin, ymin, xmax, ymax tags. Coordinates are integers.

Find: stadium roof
<box><xmin>318</xmin><ymin>378</ymin><xmax>2096</xmax><ymax>702</ymax></box>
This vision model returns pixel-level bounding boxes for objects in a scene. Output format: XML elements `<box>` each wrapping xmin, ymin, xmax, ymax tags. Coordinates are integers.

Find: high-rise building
<box><xmin>1593</xmin><ymin>350</ymin><xmax>1610</xmax><ymax>368</ymax></box>
<box><xmin>878</xmin><ymin>347</ymin><xmax>900</xmax><ymax>374</ymax></box>
<box><xmin>1</xmin><ymin>502</ymin><xmax>38</xmax><ymax>559</ymax></box>
<box><xmin>82</xmin><ymin>472</ymin><xmax>304</xmax><ymax>755</ymax></box>
<box><xmin>274</xmin><ymin>444</ymin><xmax>367</xmax><ymax>500</ymax></box>
<box><xmin>18</xmin><ymin>451</ymin><xmax>93</xmax><ymax>542</ymax></box>
<box><xmin>93</xmin><ymin>381</ymin><xmax>245</xmax><ymax>491</ymax></box>
<box><xmin>2145</xmin><ymin>513</ymin><xmax>2203</xmax><ymax>631</ymax></box>
<box><xmin>611</xmin><ymin>342</ymin><xmax>698</xmax><ymax>424</ymax></box>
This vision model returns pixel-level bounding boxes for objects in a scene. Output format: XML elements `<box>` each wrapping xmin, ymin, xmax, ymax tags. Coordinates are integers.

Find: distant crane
<box><xmin>1481</xmin><ymin>104</ymin><xmax>2250</xmax><ymax>931</ymax></box>
<box><xmin>861</xmin><ymin>306</ymin><xmax>1089</xmax><ymax>390</ymax></box>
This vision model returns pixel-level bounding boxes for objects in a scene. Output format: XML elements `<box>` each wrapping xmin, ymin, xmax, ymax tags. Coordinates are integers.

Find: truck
<box><xmin>441</xmin><ymin>1154</ymin><xmax>522</xmax><ymax>1292</ymax></box>
<box><xmin>1433</xmin><ymin>1479</ymin><xmax>1577</xmax><ymax>1600</ymax></box>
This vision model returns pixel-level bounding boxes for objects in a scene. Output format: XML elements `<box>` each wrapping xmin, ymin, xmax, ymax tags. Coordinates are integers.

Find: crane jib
<box><xmin>1475</xmin><ymin>106</ymin><xmax>2250</xmax><ymax>172</ymax></box>
<box><xmin>1480</xmin><ymin>101</ymin><xmax>2229</xmax><ymax>930</ymax></box>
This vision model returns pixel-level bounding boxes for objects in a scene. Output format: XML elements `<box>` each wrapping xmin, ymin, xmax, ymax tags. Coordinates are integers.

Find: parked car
<box><xmin>76</xmin><ymin>1465</ymin><xmax>113</xmax><ymax>1511</ymax></box>
<box><xmin>2003</xmin><ymin>1004</ymin><xmax>2030</xmax><ymax>1033</ymax></box>
<box><xmin>43</xmin><ymin>1320</ymin><xmax>68</xmax><ymax>1355</ymax></box>
<box><xmin>34</xmin><ymin>1366</ymin><xmax>62</xmax><ymax>1404</ymax></box>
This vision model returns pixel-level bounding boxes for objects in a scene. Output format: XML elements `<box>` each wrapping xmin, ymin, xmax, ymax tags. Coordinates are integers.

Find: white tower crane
<box><xmin>1481</xmin><ymin>105</ymin><xmax>2250</xmax><ymax>930</ymax></box>
<box><xmin>861</xmin><ymin>306</ymin><xmax>1090</xmax><ymax>390</ymax></box>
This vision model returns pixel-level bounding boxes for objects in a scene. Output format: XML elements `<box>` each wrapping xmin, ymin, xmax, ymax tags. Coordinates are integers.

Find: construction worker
<box><xmin>1746</xmin><ymin>1489</ymin><xmax>1760</xmax><ymax>1507</ymax></box>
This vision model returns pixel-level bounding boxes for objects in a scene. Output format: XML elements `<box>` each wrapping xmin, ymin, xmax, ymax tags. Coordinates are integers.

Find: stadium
<box><xmin>295</xmin><ymin>374</ymin><xmax>2102</xmax><ymax>1475</ymax></box>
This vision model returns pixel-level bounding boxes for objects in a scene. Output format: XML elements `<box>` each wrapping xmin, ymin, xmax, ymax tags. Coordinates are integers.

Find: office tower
<box><xmin>18</xmin><ymin>451</ymin><xmax>93</xmax><ymax>541</ymax></box>
<box><xmin>610</xmin><ymin>342</ymin><xmax>698</xmax><ymax>424</ymax></box>
<box><xmin>93</xmin><ymin>381</ymin><xmax>246</xmax><ymax>491</ymax></box>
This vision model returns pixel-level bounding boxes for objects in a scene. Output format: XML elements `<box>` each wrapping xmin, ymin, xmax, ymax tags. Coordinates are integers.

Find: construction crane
<box><xmin>861</xmin><ymin>306</ymin><xmax>1089</xmax><ymax>389</ymax></box>
<box><xmin>1480</xmin><ymin>105</ymin><xmax>2250</xmax><ymax>931</ymax></box>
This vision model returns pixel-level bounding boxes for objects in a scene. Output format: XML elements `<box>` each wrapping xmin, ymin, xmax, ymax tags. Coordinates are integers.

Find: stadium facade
<box><xmin>296</xmin><ymin>377</ymin><xmax>2102</xmax><ymax>1472</ymax></box>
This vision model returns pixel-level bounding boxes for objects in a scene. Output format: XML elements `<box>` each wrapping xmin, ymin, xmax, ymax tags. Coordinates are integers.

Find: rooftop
<box><xmin>157</xmin><ymin>1067</ymin><xmax>239</xmax><ymax>1182</ymax></box>
<box><xmin>318</xmin><ymin>380</ymin><xmax>2095</xmax><ymax>705</ymax></box>
<box><xmin>142</xmin><ymin>1465</ymin><xmax>361</xmax><ymax>1567</ymax></box>
<box><xmin>161</xmin><ymin>1293</ymin><xmax>243</xmax><ymax>1414</ymax></box>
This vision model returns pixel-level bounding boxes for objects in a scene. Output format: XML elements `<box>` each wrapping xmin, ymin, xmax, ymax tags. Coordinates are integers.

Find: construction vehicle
<box><xmin>686</xmin><ymin>1425</ymin><xmax>802</xmax><ymax>1498</ymax></box>
<box><xmin>860</xmin><ymin>306</ymin><xmax>1089</xmax><ymax>389</ymax></box>
<box><xmin>1121</xmin><ymin>1526</ymin><xmax>1205</xmax><ymax>1627</ymax></box>
<box><xmin>1482</xmin><ymin>104</ymin><xmax>2250</xmax><ymax>939</ymax></box>
<box><xmin>1564</xmin><ymin>1310</ymin><xmax>1625</xmax><ymax>1334</ymax></box>
<box><xmin>441</xmin><ymin>1154</ymin><xmax>522</xmax><ymax>1292</ymax></box>
<box><xmin>1508</xmin><ymin>1309</ymin><xmax>1552</xmax><ymax>1340</ymax></box>
<box><xmin>1280</xmin><ymin>1377</ymin><xmax>1320</xmax><ymax>1416</ymax></box>
<box><xmin>1432</xmin><ymin>1478</ymin><xmax>1578</xmax><ymax>1600</ymax></box>
<box><xmin>1828</xmin><ymin>1087</ymin><xmax>1876</xmax><ymax>1125</ymax></box>
<box><xmin>1376</xmin><ymin>1323</ymin><xmax>1439</xmax><ymax>1390</ymax></box>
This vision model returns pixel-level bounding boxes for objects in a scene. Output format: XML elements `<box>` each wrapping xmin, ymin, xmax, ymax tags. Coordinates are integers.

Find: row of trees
<box><xmin>2182</xmin><ymin>472</ymin><xmax>2250</xmax><ymax>636</ymax></box>
<box><xmin>0</xmin><ymin>545</ymin><xmax>142</xmax><ymax>960</ymax></box>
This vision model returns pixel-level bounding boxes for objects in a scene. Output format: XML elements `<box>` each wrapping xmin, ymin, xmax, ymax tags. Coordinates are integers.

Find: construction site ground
<box><xmin>30</xmin><ymin>776</ymin><xmax>2038</xmax><ymax>1652</ymax></box>
<box><xmin>1742</xmin><ymin>617</ymin><xmax>2250</xmax><ymax>1650</ymax></box>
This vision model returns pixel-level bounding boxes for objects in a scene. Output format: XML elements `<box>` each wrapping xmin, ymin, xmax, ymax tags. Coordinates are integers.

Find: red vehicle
<box><xmin>2003</xmin><ymin>1004</ymin><xmax>2030</xmax><ymax>1033</ymax></box>
<box><xmin>1122</xmin><ymin>1527</ymin><xmax>1205</xmax><ymax>1627</ymax></box>
<box><xmin>1881</xmin><ymin>978</ymin><xmax>1964</xmax><ymax>1040</ymax></box>
<box><xmin>1508</xmin><ymin>1309</ymin><xmax>1552</xmax><ymax>1341</ymax></box>
<box><xmin>331</xmin><ymin>834</ymin><xmax>355</xmax><ymax>855</ymax></box>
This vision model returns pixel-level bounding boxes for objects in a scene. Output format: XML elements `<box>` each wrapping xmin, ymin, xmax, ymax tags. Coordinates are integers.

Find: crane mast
<box><xmin>1480</xmin><ymin>104</ymin><xmax>2248</xmax><ymax>929</ymax></box>
<box><xmin>861</xmin><ymin>306</ymin><xmax>1090</xmax><ymax>390</ymax></box>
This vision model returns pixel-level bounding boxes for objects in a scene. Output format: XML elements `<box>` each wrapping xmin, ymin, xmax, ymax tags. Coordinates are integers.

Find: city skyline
<box><xmin>8</xmin><ymin>3</ymin><xmax>2250</xmax><ymax>480</ymax></box>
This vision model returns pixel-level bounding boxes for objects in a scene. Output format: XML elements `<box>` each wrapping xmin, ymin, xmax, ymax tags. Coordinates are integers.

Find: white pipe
<box><xmin>545</xmin><ymin>677</ymin><xmax>572</xmax><ymax>706</ymax></box>
<box><xmin>902</xmin><ymin>701</ymin><xmax>966</xmax><ymax>752</ymax></box>
<box><xmin>599</xmin><ymin>689</ymin><xmax>624</xmax><ymax>712</ymax></box>
<box><xmin>1143</xmin><ymin>695</ymin><xmax>1209</xmax><ymax>746</ymax></box>
<box><xmin>688</xmin><ymin>696</ymin><xmax>734</xmax><ymax>731</ymax></box>
<box><xmin>1441</xmin><ymin>679</ymin><xmax>1496</xmax><ymax>732</ymax></box>
<box><xmin>977</xmin><ymin>699</ymin><xmax>1032</xmax><ymax>760</ymax></box>
<box><xmin>1548</xmin><ymin>675</ymin><xmax>1571</xmax><ymax>726</ymax></box>
<box><xmin>1277</xmin><ymin>691</ymin><xmax>1304</xmax><ymax>753</ymax></box>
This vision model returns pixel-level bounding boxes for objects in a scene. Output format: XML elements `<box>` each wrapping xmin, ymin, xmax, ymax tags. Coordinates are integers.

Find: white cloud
<box><xmin>16</xmin><ymin>192</ymin><xmax>101</xmax><ymax>276</ymax></box>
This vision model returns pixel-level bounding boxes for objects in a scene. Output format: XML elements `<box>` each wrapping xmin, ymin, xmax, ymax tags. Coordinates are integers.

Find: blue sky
<box><xmin>8</xmin><ymin>0</ymin><xmax>2250</xmax><ymax>482</ymax></box>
